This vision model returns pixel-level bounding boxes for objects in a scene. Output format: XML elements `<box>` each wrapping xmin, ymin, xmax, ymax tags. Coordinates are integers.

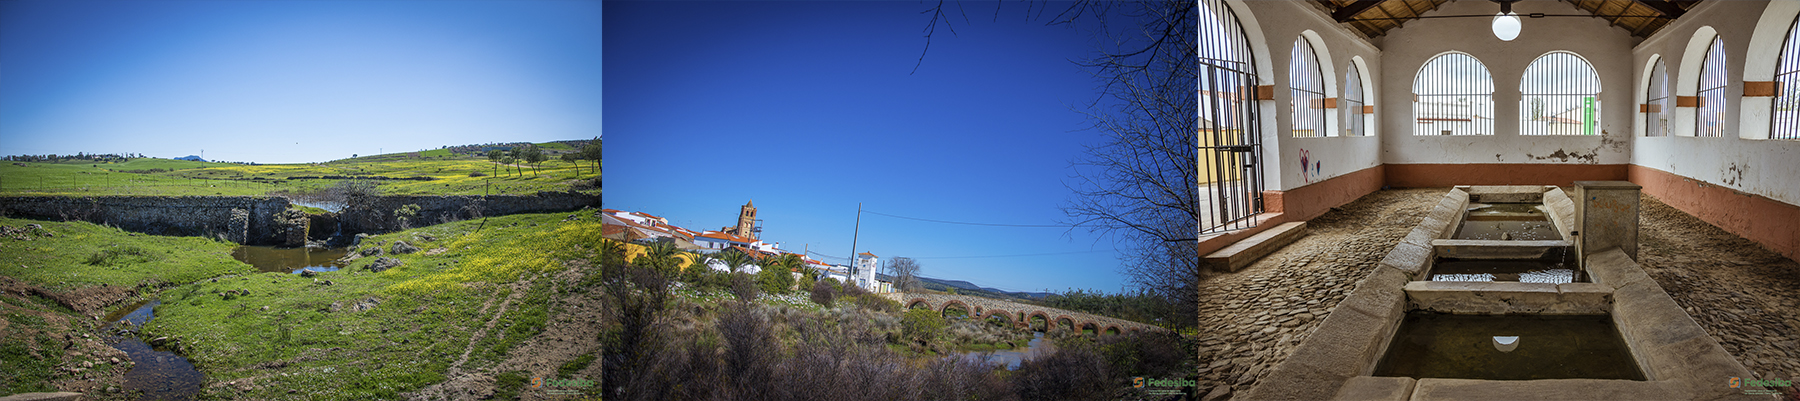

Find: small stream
<box><xmin>949</xmin><ymin>332</ymin><xmax>1047</xmax><ymax>370</ymax></box>
<box><xmin>232</xmin><ymin>245</ymin><xmax>348</xmax><ymax>274</ymax></box>
<box><xmin>102</xmin><ymin>300</ymin><xmax>205</xmax><ymax>400</ymax></box>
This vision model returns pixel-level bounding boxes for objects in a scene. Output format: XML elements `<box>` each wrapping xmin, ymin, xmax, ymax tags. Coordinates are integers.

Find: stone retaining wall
<box><xmin>338</xmin><ymin>191</ymin><xmax>599</xmax><ymax>234</ymax></box>
<box><xmin>0</xmin><ymin>196</ymin><xmax>289</xmax><ymax>244</ymax></box>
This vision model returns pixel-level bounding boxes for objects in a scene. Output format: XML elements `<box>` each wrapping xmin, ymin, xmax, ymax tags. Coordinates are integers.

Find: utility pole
<box><xmin>847</xmin><ymin>203</ymin><xmax>862</xmax><ymax>289</ymax></box>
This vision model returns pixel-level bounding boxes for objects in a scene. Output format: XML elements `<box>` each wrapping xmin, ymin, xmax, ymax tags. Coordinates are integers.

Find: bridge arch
<box><xmin>1054</xmin><ymin>316</ymin><xmax>1076</xmax><ymax>332</ymax></box>
<box><xmin>1080</xmin><ymin>322</ymin><xmax>1099</xmax><ymax>335</ymax></box>
<box><xmin>982</xmin><ymin>309</ymin><xmax>1014</xmax><ymax>327</ymax></box>
<box><xmin>1026</xmin><ymin>311</ymin><xmax>1051</xmax><ymax>332</ymax></box>
<box><xmin>906</xmin><ymin>298</ymin><xmax>930</xmax><ymax>309</ymax></box>
<box><xmin>940</xmin><ymin>300</ymin><xmax>971</xmax><ymax>319</ymax></box>
<box><xmin>1103</xmin><ymin>325</ymin><xmax>1121</xmax><ymax>336</ymax></box>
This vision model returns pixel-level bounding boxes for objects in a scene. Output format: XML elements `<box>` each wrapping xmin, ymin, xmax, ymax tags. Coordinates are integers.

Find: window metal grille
<box><xmin>1413</xmin><ymin>52</ymin><xmax>1495</xmax><ymax>135</ymax></box>
<box><xmin>1290</xmin><ymin>37</ymin><xmax>1328</xmax><ymax>138</ymax></box>
<box><xmin>1344</xmin><ymin>64</ymin><xmax>1366</xmax><ymax>137</ymax></box>
<box><xmin>1520</xmin><ymin>51</ymin><xmax>1602</xmax><ymax>135</ymax></box>
<box><xmin>1197</xmin><ymin>0</ymin><xmax>1262</xmax><ymax>234</ymax></box>
<box><xmin>1646</xmin><ymin>59</ymin><xmax>1671</xmax><ymax>137</ymax></box>
<box><xmin>1697</xmin><ymin>36</ymin><xmax>1729</xmax><ymax>137</ymax></box>
<box><xmin>1774</xmin><ymin>15</ymin><xmax>1800</xmax><ymax>140</ymax></box>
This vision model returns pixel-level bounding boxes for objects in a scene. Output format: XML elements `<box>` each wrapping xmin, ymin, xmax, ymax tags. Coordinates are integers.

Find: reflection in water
<box><xmin>232</xmin><ymin>245</ymin><xmax>347</xmax><ymax>274</ymax></box>
<box><xmin>952</xmin><ymin>332</ymin><xmax>1046</xmax><ymax>370</ymax></box>
<box><xmin>1374</xmin><ymin>312</ymin><xmax>1645</xmax><ymax>380</ymax></box>
<box><xmin>291</xmin><ymin>200</ymin><xmax>345</xmax><ymax>213</ymax></box>
<box><xmin>102</xmin><ymin>300</ymin><xmax>206</xmax><ymax>400</ymax></box>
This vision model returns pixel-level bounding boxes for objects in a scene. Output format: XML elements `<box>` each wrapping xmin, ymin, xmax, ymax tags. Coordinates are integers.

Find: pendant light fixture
<box><xmin>1492</xmin><ymin>1</ymin><xmax>1522</xmax><ymax>41</ymax></box>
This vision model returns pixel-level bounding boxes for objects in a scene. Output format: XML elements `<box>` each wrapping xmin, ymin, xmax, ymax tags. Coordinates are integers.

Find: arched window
<box><xmin>1290</xmin><ymin>37</ymin><xmax>1327</xmax><ymax>138</ymax></box>
<box><xmin>1413</xmin><ymin>52</ymin><xmax>1494</xmax><ymax>135</ymax></box>
<box><xmin>1646</xmin><ymin>59</ymin><xmax>1671</xmax><ymax>137</ymax></box>
<box><xmin>1774</xmin><ymin>15</ymin><xmax>1800</xmax><ymax>140</ymax></box>
<box><xmin>1196</xmin><ymin>0</ymin><xmax>1263</xmax><ymax>234</ymax></box>
<box><xmin>1520</xmin><ymin>51</ymin><xmax>1601</xmax><ymax>135</ymax></box>
<box><xmin>1696</xmin><ymin>36</ymin><xmax>1729</xmax><ymax>137</ymax></box>
<box><xmin>1344</xmin><ymin>63</ymin><xmax>1366</xmax><ymax>137</ymax></box>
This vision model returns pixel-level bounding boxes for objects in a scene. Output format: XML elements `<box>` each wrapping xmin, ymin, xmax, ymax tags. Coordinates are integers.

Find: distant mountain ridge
<box><xmin>877</xmin><ymin>273</ymin><xmax>1055</xmax><ymax>300</ymax></box>
<box><xmin>174</xmin><ymin>155</ymin><xmax>206</xmax><ymax>162</ymax></box>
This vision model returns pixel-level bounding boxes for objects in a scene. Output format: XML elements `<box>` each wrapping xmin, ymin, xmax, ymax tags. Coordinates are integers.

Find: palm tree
<box><xmin>717</xmin><ymin>248</ymin><xmax>753</xmax><ymax>274</ymax></box>
<box><xmin>644</xmin><ymin>241</ymin><xmax>680</xmax><ymax>271</ymax></box>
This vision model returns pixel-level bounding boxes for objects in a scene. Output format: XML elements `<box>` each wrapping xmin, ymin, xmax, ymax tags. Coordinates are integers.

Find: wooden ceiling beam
<box><xmin>1632</xmin><ymin>0</ymin><xmax>1686</xmax><ymax>18</ymax></box>
<box><xmin>1332</xmin><ymin>0</ymin><xmax>1389</xmax><ymax>22</ymax></box>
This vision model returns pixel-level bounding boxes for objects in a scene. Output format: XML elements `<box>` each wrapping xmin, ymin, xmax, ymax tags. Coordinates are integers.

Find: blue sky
<box><xmin>605</xmin><ymin>1</ymin><xmax>1139</xmax><ymax>293</ymax></box>
<box><xmin>0</xmin><ymin>0</ymin><xmax>602</xmax><ymax>164</ymax></box>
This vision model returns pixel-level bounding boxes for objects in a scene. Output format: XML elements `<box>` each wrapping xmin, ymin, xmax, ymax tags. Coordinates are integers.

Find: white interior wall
<box><xmin>1239</xmin><ymin>1</ymin><xmax>1383</xmax><ymax>191</ymax></box>
<box><xmin>1632</xmin><ymin>0</ymin><xmax>1800</xmax><ymax>205</ymax></box>
<box><xmin>1378</xmin><ymin>0</ymin><xmax>1637</xmax><ymax>165</ymax></box>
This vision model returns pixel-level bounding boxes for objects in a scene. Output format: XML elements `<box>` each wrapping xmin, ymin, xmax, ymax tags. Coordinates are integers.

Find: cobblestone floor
<box><xmin>1196</xmin><ymin>189</ymin><xmax>1800</xmax><ymax>401</ymax></box>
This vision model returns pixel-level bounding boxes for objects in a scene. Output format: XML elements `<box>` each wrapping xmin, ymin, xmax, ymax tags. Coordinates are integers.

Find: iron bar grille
<box><xmin>1344</xmin><ymin>63</ymin><xmax>1366</xmax><ymax>137</ymax></box>
<box><xmin>1198</xmin><ymin>0</ymin><xmax>1262</xmax><ymax>234</ymax></box>
<box><xmin>1697</xmin><ymin>36</ymin><xmax>1729</xmax><ymax>137</ymax></box>
<box><xmin>1413</xmin><ymin>52</ymin><xmax>1495</xmax><ymax>136</ymax></box>
<box><xmin>1520</xmin><ymin>51</ymin><xmax>1602</xmax><ymax>136</ymax></box>
<box><xmin>1773</xmin><ymin>15</ymin><xmax>1800</xmax><ymax>140</ymax></box>
<box><xmin>1290</xmin><ymin>37</ymin><xmax>1328</xmax><ymax>138</ymax></box>
<box><xmin>1646</xmin><ymin>59</ymin><xmax>1671</xmax><ymax>137</ymax></box>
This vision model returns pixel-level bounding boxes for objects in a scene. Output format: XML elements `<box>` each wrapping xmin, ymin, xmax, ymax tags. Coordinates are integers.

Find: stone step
<box><xmin>1206</xmin><ymin>222</ymin><xmax>1308</xmax><ymax>273</ymax></box>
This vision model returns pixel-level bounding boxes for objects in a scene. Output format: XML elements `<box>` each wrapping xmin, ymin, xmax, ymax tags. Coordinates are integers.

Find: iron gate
<box><xmin>1197</xmin><ymin>0</ymin><xmax>1263</xmax><ymax>235</ymax></box>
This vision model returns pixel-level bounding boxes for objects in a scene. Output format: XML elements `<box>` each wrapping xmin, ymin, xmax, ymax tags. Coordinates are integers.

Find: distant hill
<box><xmin>174</xmin><ymin>155</ymin><xmax>207</xmax><ymax>162</ymax></box>
<box><xmin>877</xmin><ymin>273</ymin><xmax>1055</xmax><ymax>301</ymax></box>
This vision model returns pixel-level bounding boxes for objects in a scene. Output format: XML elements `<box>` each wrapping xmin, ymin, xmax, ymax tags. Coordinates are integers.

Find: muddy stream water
<box><xmin>101</xmin><ymin>300</ymin><xmax>204</xmax><ymax>400</ymax></box>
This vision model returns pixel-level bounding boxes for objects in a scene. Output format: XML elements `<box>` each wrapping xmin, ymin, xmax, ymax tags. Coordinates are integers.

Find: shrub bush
<box><xmin>756</xmin><ymin>264</ymin><xmax>794</xmax><ymax>295</ymax></box>
<box><xmin>729</xmin><ymin>272</ymin><xmax>759</xmax><ymax>301</ymax></box>
<box><xmin>809</xmin><ymin>278</ymin><xmax>837</xmax><ymax>307</ymax></box>
<box><xmin>901</xmin><ymin>308</ymin><xmax>946</xmax><ymax>344</ymax></box>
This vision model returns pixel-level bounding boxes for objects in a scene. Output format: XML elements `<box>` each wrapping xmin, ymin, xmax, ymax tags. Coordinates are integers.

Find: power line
<box><xmin>862</xmin><ymin>209</ymin><xmax>1069</xmax><ymax>228</ymax></box>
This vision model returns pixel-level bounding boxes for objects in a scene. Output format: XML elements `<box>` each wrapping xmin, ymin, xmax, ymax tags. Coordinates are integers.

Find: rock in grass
<box><xmin>360</xmin><ymin>246</ymin><xmax>382</xmax><ymax>257</ymax></box>
<box><xmin>299</xmin><ymin>269</ymin><xmax>318</xmax><ymax>278</ymax></box>
<box><xmin>368</xmin><ymin>257</ymin><xmax>402</xmax><ymax>273</ymax></box>
<box><xmin>391</xmin><ymin>241</ymin><xmax>419</xmax><ymax>255</ymax></box>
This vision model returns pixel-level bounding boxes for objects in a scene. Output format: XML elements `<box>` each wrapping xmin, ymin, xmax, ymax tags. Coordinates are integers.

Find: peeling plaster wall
<box><xmin>1238</xmin><ymin>1</ymin><xmax>1384</xmax><ymax>192</ymax></box>
<box><xmin>1630</xmin><ymin>0</ymin><xmax>1800</xmax><ymax>206</ymax></box>
<box><xmin>1378</xmin><ymin>0</ymin><xmax>1637</xmax><ymax>166</ymax></box>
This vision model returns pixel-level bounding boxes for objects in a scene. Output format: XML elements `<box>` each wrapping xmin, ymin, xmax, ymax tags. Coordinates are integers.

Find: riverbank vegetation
<box><xmin>602</xmin><ymin>241</ymin><xmax>1197</xmax><ymax>400</ymax></box>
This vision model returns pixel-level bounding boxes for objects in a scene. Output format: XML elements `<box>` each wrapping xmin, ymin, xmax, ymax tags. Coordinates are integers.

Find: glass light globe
<box><xmin>1493</xmin><ymin>12</ymin><xmax>1522</xmax><ymax>41</ymax></box>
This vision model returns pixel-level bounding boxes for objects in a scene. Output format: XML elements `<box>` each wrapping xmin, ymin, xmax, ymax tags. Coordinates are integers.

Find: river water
<box><xmin>102</xmin><ymin>299</ymin><xmax>205</xmax><ymax>400</ymax></box>
<box><xmin>232</xmin><ymin>245</ymin><xmax>348</xmax><ymax>274</ymax></box>
<box><xmin>951</xmin><ymin>332</ymin><xmax>1048</xmax><ymax>370</ymax></box>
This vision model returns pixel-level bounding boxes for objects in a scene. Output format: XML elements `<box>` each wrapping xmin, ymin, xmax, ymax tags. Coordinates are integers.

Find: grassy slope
<box><xmin>0</xmin><ymin>218</ymin><xmax>253</xmax><ymax>291</ymax></box>
<box><xmin>0</xmin><ymin>141</ymin><xmax>598</xmax><ymax>197</ymax></box>
<box><xmin>141</xmin><ymin>212</ymin><xmax>601</xmax><ymax>400</ymax></box>
<box><xmin>0</xmin><ymin>217</ymin><xmax>256</xmax><ymax>396</ymax></box>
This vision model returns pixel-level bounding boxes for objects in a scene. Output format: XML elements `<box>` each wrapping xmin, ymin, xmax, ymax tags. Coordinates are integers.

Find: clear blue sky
<box><xmin>0</xmin><ymin>0</ymin><xmax>602</xmax><ymax>164</ymax></box>
<box><xmin>605</xmin><ymin>1</ymin><xmax>1138</xmax><ymax>293</ymax></box>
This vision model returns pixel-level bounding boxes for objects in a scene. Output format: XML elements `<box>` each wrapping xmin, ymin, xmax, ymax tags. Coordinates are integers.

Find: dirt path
<box><xmin>1197</xmin><ymin>188</ymin><xmax>1442</xmax><ymax>400</ymax></box>
<box><xmin>405</xmin><ymin>260</ymin><xmax>603</xmax><ymax>400</ymax></box>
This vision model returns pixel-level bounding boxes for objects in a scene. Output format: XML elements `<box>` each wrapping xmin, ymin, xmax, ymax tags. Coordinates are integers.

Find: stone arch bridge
<box><xmin>882</xmin><ymin>293</ymin><xmax>1165</xmax><ymax>335</ymax></box>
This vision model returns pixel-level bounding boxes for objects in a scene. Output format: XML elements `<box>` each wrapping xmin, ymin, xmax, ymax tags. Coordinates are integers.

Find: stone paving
<box><xmin>1197</xmin><ymin>189</ymin><xmax>1440</xmax><ymax>401</ymax></box>
<box><xmin>1197</xmin><ymin>189</ymin><xmax>1800</xmax><ymax>401</ymax></box>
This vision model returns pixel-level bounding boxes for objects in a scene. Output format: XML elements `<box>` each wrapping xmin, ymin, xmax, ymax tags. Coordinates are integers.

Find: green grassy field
<box><xmin>141</xmin><ymin>211</ymin><xmax>601</xmax><ymax>399</ymax></box>
<box><xmin>0</xmin><ymin>218</ymin><xmax>254</xmax><ymax>291</ymax></box>
<box><xmin>0</xmin><ymin>141</ymin><xmax>600</xmax><ymax>197</ymax></box>
<box><xmin>0</xmin><ymin>211</ymin><xmax>602</xmax><ymax>399</ymax></box>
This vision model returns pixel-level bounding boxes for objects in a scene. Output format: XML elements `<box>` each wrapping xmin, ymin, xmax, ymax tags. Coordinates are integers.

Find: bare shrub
<box><xmin>809</xmin><ymin>277</ymin><xmax>837</xmax><ymax>307</ymax></box>
<box><xmin>1012</xmin><ymin>341</ymin><xmax>1112</xmax><ymax>401</ymax></box>
<box><xmin>719</xmin><ymin>303</ymin><xmax>777</xmax><ymax>400</ymax></box>
<box><xmin>729</xmin><ymin>272</ymin><xmax>759</xmax><ymax>301</ymax></box>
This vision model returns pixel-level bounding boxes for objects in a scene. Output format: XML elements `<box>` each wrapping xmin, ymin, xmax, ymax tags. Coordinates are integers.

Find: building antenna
<box><xmin>848</xmin><ymin>202</ymin><xmax>862</xmax><ymax>287</ymax></box>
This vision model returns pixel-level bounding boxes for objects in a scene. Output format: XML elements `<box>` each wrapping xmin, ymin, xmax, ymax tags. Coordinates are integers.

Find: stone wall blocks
<box><xmin>1409</xmin><ymin>378</ymin><xmax>1691</xmax><ymax>400</ymax></box>
<box><xmin>1400</xmin><ymin>227</ymin><xmax>1438</xmax><ymax>250</ymax></box>
<box><xmin>1378</xmin><ymin>242</ymin><xmax>1432</xmax><ymax>279</ymax></box>
<box><xmin>1330</xmin><ymin>376</ymin><xmax>1414</xmax><ymax>401</ymax></box>
<box><xmin>1642</xmin><ymin>335</ymin><xmax>1760</xmax><ymax>400</ymax></box>
<box><xmin>1418</xmin><ymin>215</ymin><xmax>1453</xmax><ymax>239</ymax></box>
<box><xmin>1586</xmin><ymin>248</ymin><xmax>1650</xmax><ymax>290</ymax></box>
